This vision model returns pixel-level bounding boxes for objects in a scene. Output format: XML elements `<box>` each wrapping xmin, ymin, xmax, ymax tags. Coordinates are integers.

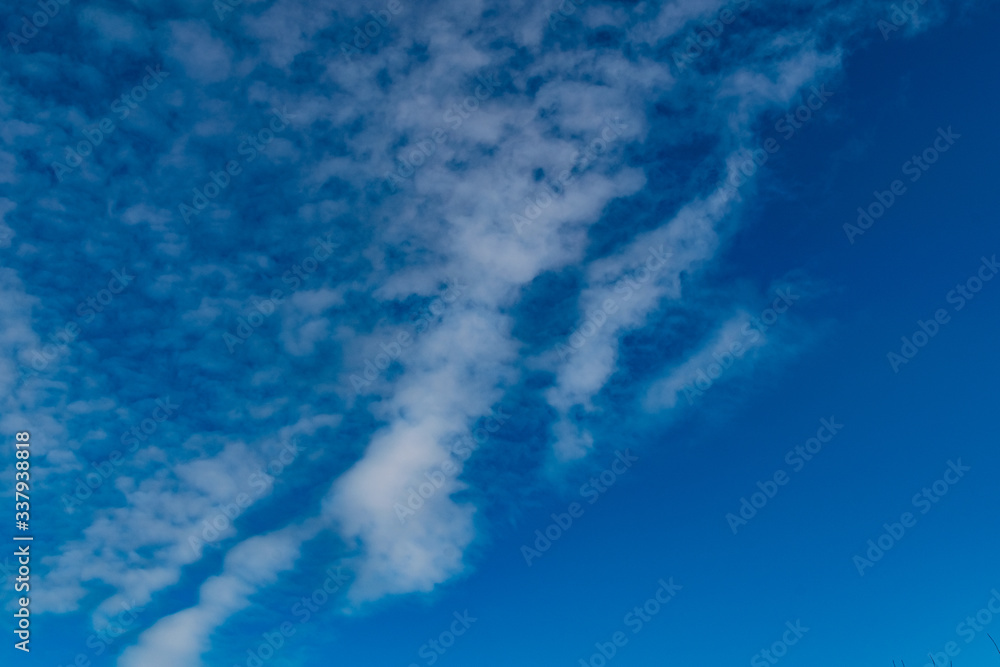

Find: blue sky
<box><xmin>2</xmin><ymin>0</ymin><xmax>999</xmax><ymax>666</ymax></box>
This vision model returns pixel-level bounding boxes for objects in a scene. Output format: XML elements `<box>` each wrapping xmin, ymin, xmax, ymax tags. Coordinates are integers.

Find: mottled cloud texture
<box><xmin>0</xmin><ymin>0</ymin><xmax>979</xmax><ymax>664</ymax></box>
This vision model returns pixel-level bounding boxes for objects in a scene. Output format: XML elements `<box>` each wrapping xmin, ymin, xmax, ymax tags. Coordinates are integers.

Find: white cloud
<box><xmin>0</xmin><ymin>0</ymin><xmax>973</xmax><ymax>663</ymax></box>
<box><xmin>165</xmin><ymin>21</ymin><xmax>234</xmax><ymax>84</ymax></box>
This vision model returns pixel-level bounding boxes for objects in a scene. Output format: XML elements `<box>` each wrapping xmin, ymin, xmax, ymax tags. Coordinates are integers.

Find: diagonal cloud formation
<box><xmin>0</xmin><ymin>1</ymin><xmax>985</xmax><ymax>665</ymax></box>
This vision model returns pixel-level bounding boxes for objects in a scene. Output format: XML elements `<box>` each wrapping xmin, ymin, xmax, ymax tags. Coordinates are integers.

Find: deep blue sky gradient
<box><xmin>3</xmin><ymin>1</ymin><xmax>998</xmax><ymax>666</ymax></box>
